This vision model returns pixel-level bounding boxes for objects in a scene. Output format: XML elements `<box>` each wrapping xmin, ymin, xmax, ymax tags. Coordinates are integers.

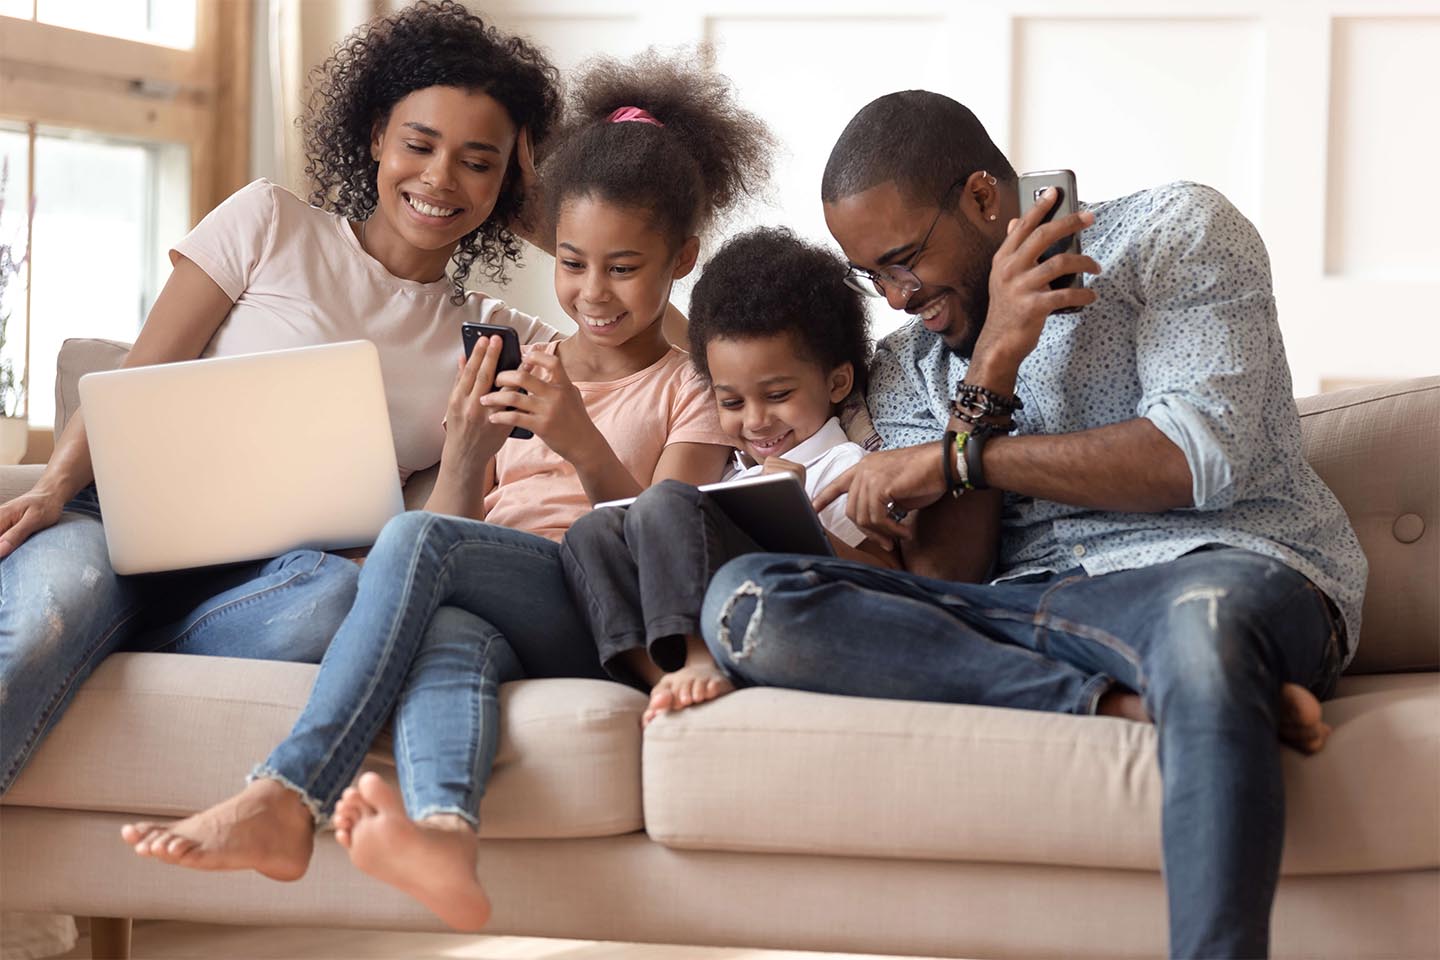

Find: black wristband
<box><xmin>965</xmin><ymin>424</ymin><xmax>990</xmax><ymax>490</ymax></box>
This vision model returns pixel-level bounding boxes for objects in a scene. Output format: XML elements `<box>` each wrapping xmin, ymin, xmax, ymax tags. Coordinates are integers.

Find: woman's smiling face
<box><xmin>369</xmin><ymin>85</ymin><xmax>517</xmax><ymax>262</ymax></box>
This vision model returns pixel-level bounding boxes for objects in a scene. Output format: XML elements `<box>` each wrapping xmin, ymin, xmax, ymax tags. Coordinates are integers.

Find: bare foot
<box><xmin>342</xmin><ymin>772</ymin><xmax>492</xmax><ymax>932</ymax></box>
<box><xmin>118</xmin><ymin>778</ymin><xmax>314</xmax><ymax>881</ymax></box>
<box><xmin>1279</xmin><ymin>682</ymin><xmax>1331</xmax><ymax>754</ymax></box>
<box><xmin>644</xmin><ymin>663</ymin><xmax>734</xmax><ymax>727</ymax></box>
<box><xmin>1096</xmin><ymin>685</ymin><xmax>1150</xmax><ymax>723</ymax></box>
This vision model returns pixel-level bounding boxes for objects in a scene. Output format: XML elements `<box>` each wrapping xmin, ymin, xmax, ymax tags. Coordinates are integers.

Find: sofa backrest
<box><xmin>1297</xmin><ymin>377</ymin><xmax>1439</xmax><ymax>674</ymax></box>
<box><xmin>54</xmin><ymin>340</ymin><xmax>1437</xmax><ymax>673</ymax></box>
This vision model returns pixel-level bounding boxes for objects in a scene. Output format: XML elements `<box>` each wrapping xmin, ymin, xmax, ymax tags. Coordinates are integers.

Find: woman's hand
<box><xmin>506</xmin><ymin>127</ymin><xmax>551</xmax><ymax>254</ymax></box>
<box><xmin>440</xmin><ymin>335</ymin><xmax>512</xmax><ymax>481</ymax></box>
<box><xmin>482</xmin><ymin>350</ymin><xmax>604</xmax><ymax>465</ymax></box>
<box><xmin>0</xmin><ymin>486</ymin><xmax>68</xmax><ymax>560</ymax></box>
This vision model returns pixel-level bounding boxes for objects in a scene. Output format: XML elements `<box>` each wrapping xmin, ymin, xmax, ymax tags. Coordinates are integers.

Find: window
<box><xmin>0</xmin><ymin>0</ymin><xmax>249</xmax><ymax>451</ymax></box>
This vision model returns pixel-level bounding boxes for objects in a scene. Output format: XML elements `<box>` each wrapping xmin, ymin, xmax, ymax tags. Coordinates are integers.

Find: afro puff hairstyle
<box><xmin>302</xmin><ymin>0</ymin><xmax>560</xmax><ymax>302</ymax></box>
<box><xmin>688</xmin><ymin>226</ymin><xmax>872</xmax><ymax>396</ymax></box>
<box><xmin>541</xmin><ymin>45</ymin><xmax>773</xmax><ymax>248</ymax></box>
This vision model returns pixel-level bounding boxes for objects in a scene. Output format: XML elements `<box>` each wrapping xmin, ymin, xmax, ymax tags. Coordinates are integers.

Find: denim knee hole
<box><xmin>717</xmin><ymin>580</ymin><xmax>765</xmax><ymax>659</ymax></box>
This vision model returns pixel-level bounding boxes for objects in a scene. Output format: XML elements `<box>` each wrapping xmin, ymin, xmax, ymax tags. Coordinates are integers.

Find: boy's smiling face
<box><xmin>706</xmin><ymin>332</ymin><xmax>854</xmax><ymax>464</ymax></box>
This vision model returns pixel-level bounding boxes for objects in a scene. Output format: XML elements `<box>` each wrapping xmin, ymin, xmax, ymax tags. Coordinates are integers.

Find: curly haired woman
<box><xmin>0</xmin><ymin>1</ymin><xmax>561</xmax><ymax>795</ymax></box>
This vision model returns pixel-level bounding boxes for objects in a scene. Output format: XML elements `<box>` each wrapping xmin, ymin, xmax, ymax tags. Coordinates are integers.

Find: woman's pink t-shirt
<box><xmin>483</xmin><ymin>342</ymin><xmax>730</xmax><ymax>541</ymax></box>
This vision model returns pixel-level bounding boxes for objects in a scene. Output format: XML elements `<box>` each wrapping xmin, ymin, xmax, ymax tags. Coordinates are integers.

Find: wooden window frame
<box><xmin>0</xmin><ymin>0</ymin><xmax>252</xmax><ymax>462</ymax></box>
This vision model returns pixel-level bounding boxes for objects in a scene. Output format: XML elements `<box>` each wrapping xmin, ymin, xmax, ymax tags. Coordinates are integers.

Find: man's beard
<box><xmin>944</xmin><ymin>285</ymin><xmax>988</xmax><ymax>359</ymax></box>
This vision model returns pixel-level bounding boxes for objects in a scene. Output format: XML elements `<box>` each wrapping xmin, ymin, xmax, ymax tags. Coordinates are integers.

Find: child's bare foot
<box><xmin>644</xmin><ymin>664</ymin><xmax>734</xmax><ymax>726</ymax></box>
<box><xmin>1279</xmin><ymin>682</ymin><xmax>1331</xmax><ymax>754</ymax></box>
<box><xmin>118</xmin><ymin>778</ymin><xmax>314</xmax><ymax>881</ymax></box>
<box><xmin>342</xmin><ymin>772</ymin><xmax>491</xmax><ymax>932</ymax></box>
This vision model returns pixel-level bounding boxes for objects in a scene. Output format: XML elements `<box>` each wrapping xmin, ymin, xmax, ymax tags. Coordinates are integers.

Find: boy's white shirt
<box><xmin>727</xmin><ymin>417</ymin><xmax>868</xmax><ymax>547</ymax></box>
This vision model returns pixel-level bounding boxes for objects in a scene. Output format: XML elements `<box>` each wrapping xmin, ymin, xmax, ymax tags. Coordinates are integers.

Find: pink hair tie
<box><xmin>607</xmin><ymin>106</ymin><xmax>664</xmax><ymax>128</ymax></box>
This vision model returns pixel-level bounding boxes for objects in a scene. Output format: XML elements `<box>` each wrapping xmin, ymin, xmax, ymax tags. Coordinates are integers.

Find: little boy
<box><xmin>561</xmin><ymin>227</ymin><xmax>894</xmax><ymax>724</ymax></box>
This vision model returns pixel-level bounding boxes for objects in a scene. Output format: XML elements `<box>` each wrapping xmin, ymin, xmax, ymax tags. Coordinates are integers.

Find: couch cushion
<box><xmin>54</xmin><ymin>337</ymin><xmax>130</xmax><ymax>438</ymax></box>
<box><xmin>1297</xmin><ymin>376</ymin><xmax>1439</xmax><ymax>673</ymax></box>
<box><xmin>642</xmin><ymin>675</ymin><xmax>1439</xmax><ymax>876</ymax></box>
<box><xmin>2</xmin><ymin>653</ymin><xmax>646</xmax><ymax>839</ymax></box>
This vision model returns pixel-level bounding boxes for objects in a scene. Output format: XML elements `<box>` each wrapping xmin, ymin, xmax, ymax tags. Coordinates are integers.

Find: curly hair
<box><xmin>688</xmin><ymin>226</ymin><xmax>872</xmax><ymax>396</ymax></box>
<box><xmin>303</xmin><ymin>0</ymin><xmax>561</xmax><ymax>302</ymax></box>
<box><xmin>541</xmin><ymin>46</ymin><xmax>774</xmax><ymax>246</ymax></box>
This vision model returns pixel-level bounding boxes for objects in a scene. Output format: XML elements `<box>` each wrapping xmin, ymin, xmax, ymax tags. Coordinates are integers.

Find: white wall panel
<box><xmin>1325</xmin><ymin>16</ymin><xmax>1440</xmax><ymax>278</ymax></box>
<box><xmin>1012</xmin><ymin>17</ymin><xmax>1264</xmax><ymax>227</ymax></box>
<box><xmin>708</xmin><ymin>15</ymin><xmax>956</xmax><ymax>338</ymax></box>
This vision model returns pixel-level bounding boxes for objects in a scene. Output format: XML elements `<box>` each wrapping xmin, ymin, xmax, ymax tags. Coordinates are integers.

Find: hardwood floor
<box><xmin>57</xmin><ymin>921</ymin><xmax>949</xmax><ymax>960</ymax></box>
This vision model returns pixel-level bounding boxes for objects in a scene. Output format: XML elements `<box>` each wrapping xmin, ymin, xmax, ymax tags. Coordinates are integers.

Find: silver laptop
<box><xmin>80</xmin><ymin>340</ymin><xmax>404</xmax><ymax>575</ymax></box>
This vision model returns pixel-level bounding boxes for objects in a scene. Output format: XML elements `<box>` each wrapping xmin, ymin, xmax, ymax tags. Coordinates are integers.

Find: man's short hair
<box><xmin>821</xmin><ymin>91</ymin><xmax>1016</xmax><ymax>209</ymax></box>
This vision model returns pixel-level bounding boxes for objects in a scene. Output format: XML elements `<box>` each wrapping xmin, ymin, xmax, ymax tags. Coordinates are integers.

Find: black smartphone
<box><xmin>1017</xmin><ymin>169</ymin><xmax>1084</xmax><ymax>315</ymax></box>
<box><xmin>461</xmin><ymin>321</ymin><xmax>533</xmax><ymax>440</ymax></box>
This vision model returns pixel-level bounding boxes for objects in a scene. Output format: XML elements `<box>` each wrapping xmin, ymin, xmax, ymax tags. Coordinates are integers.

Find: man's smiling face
<box><xmin>824</xmin><ymin>180</ymin><xmax>999</xmax><ymax>357</ymax></box>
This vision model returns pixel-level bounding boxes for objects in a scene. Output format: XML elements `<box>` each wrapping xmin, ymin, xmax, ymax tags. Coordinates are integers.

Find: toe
<box><xmin>356</xmin><ymin>772</ymin><xmax>406</xmax><ymax>816</ymax></box>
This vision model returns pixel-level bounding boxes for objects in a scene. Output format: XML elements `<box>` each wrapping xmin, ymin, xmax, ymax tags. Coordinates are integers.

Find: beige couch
<box><xmin>0</xmin><ymin>340</ymin><xmax>1435</xmax><ymax>959</ymax></box>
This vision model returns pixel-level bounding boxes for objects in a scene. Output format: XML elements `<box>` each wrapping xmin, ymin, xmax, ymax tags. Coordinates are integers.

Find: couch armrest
<box><xmin>55</xmin><ymin>338</ymin><xmax>131</xmax><ymax>440</ymax></box>
<box><xmin>0</xmin><ymin>464</ymin><xmax>46</xmax><ymax>502</ymax></box>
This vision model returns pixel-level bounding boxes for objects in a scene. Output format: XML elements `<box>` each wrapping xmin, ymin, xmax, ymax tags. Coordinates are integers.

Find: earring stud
<box><xmin>988</xmin><ymin>213</ymin><xmax>997</xmax><ymax>221</ymax></box>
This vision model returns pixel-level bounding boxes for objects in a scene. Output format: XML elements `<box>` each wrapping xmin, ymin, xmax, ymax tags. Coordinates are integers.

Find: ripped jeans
<box><xmin>700</xmin><ymin>546</ymin><xmax>1344</xmax><ymax>960</ymax></box>
<box><xmin>0</xmin><ymin>487</ymin><xmax>360</xmax><ymax>793</ymax></box>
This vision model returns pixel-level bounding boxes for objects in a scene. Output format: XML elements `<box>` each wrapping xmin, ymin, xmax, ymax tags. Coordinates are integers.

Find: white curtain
<box><xmin>253</xmin><ymin>0</ymin><xmax>385</xmax><ymax>191</ymax></box>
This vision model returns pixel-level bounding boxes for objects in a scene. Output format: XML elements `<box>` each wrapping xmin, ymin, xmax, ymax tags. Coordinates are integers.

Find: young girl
<box><xmin>0</xmin><ymin>1</ymin><xmax>560</xmax><ymax>795</ymax></box>
<box><xmin>120</xmin><ymin>48</ymin><xmax>772</xmax><ymax>932</ymax></box>
<box><xmin>561</xmin><ymin>226</ymin><xmax>897</xmax><ymax>725</ymax></box>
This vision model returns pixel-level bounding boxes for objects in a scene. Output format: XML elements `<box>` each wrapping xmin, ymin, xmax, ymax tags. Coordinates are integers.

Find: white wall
<box><xmin>471</xmin><ymin>0</ymin><xmax>1440</xmax><ymax>395</ymax></box>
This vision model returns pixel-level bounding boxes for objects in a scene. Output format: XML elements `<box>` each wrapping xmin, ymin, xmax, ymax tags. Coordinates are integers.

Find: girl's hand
<box><xmin>440</xmin><ymin>336</ymin><xmax>512</xmax><ymax>480</ymax></box>
<box><xmin>0</xmin><ymin>487</ymin><xmax>67</xmax><ymax>560</ymax></box>
<box><xmin>483</xmin><ymin>350</ymin><xmax>603</xmax><ymax>464</ymax></box>
<box><xmin>760</xmin><ymin>457</ymin><xmax>806</xmax><ymax>487</ymax></box>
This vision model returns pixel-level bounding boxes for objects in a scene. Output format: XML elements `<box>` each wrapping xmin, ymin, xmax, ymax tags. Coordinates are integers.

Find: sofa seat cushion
<box><xmin>642</xmin><ymin>672</ymin><xmax>1439</xmax><ymax>876</ymax></box>
<box><xmin>2</xmin><ymin>653</ymin><xmax>646</xmax><ymax>839</ymax></box>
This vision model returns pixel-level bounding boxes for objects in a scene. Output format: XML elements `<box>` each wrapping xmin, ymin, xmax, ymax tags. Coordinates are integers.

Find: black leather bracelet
<box><xmin>941</xmin><ymin>430</ymin><xmax>959</xmax><ymax>496</ymax></box>
<box><xmin>964</xmin><ymin>424</ymin><xmax>990</xmax><ymax>490</ymax></box>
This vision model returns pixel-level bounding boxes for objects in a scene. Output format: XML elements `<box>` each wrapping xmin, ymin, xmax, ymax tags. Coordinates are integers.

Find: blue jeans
<box><xmin>700</xmin><ymin>547</ymin><xmax>1344</xmax><ymax>960</ymax></box>
<box><xmin>254</xmin><ymin>511</ymin><xmax>605</xmax><ymax>826</ymax></box>
<box><xmin>0</xmin><ymin>487</ymin><xmax>360</xmax><ymax>793</ymax></box>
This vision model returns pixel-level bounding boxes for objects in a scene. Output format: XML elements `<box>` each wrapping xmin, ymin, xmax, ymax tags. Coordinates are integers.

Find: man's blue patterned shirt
<box><xmin>867</xmin><ymin>182</ymin><xmax>1367</xmax><ymax>661</ymax></box>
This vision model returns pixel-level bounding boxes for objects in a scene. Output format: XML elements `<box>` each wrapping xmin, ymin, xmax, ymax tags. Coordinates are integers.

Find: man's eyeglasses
<box><xmin>842</xmin><ymin>176</ymin><xmax>967</xmax><ymax>300</ymax></box>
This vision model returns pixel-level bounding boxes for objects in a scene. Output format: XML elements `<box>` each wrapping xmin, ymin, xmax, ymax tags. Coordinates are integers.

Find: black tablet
<box><xmin>595</xmin><ymin>473</ymin><xmax>834</xmax><ymax>556</ymax></box>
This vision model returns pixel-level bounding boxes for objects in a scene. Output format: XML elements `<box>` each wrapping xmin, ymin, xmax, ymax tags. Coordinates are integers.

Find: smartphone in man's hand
<box><xmin>461</xmin><ymin>322</ymin><xmax>533</xmax><ymax>439</ymax></box>
<box><xmin>1017</xmin><ymin>169</ymin><xmax>1084</xmax><ymax>314</ymax></box>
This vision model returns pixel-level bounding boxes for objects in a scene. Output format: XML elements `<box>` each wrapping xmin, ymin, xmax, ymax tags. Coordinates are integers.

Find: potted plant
<box><xmin>0</xmin><ymin>156</ymin><xmax>28</xmax><ymax>464</ymax></box>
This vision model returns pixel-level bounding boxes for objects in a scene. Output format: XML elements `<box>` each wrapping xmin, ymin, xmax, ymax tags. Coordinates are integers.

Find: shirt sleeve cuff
<box><xmin>1142</xmin><ymin>396</ymin><xmax>1234</xmax><ymax>511</ymax></box>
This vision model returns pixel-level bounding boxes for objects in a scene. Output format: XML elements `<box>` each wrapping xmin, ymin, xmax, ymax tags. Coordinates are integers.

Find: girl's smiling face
<box><xmin>554</xmin><ymin>195</ymin><xmax>698</xmax><ymax>347</ymax></box>
<box><xmin>368</xmin><ymin>85</ymin><xmax>517</xmax><ymax>277</ymax></box>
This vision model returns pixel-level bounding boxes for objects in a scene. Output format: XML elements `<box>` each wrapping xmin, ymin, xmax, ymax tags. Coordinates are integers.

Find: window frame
<box><xmin>0</xmin><ymin>0</ymin><xmax>252</xmax><ymax>461</ymax></box>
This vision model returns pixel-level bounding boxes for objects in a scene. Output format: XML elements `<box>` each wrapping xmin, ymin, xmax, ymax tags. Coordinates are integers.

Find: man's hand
<box><xmin>973</xmin><ymin>188</ymin><xmax>1103</xmax><ymax>374</ymax></box>
<box><xmin>813</xmin><ymin>442</ymin><xmax>948</xmax><ymax>546</ymax></box>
